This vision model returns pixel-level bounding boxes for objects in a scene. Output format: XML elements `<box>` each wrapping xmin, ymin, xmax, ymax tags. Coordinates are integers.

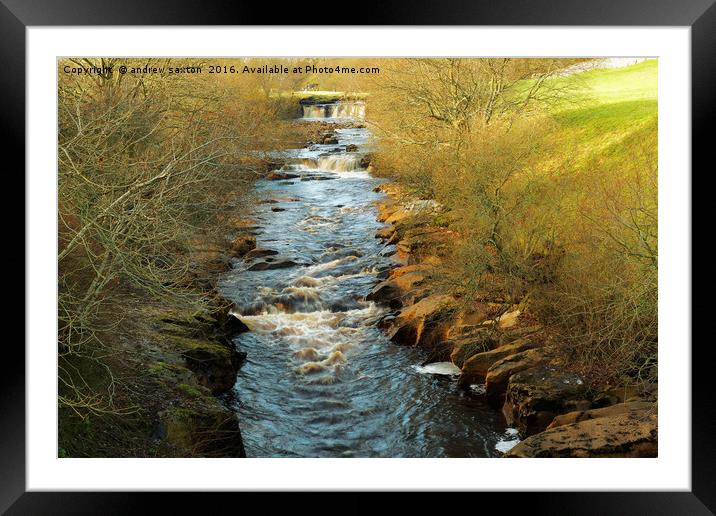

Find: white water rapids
<box><xmin>219</xmin><ymin>101</ymin><xmax>509</xmax><ymax>457</ymax></box>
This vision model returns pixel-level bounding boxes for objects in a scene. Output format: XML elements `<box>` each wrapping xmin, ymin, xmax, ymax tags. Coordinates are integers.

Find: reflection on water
<box><xmin>219</xmin><ymin>114</ymin><xmax>507</xmax><ymax>457</ymax></box>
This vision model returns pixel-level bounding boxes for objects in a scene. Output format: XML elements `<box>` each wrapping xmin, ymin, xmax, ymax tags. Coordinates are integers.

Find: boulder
<box><xmin>366</xmin><ymin>266</ymin><xmax>428</xmax><ymax>309</ymax></box>
<box><xmin>267</xmin><ymin>171</ymin><xmax>299</xmax><ymax>180</ymax></box>
<box><xmin>547</xmin><ymin>401</ymin><xmax>654</xmax><ymax>429</ymax></box>
<box><xmin>388</xmin><ymin>295</ymin><xmax>457</xmax><ymax>354</ymax></box>
<box><xmin>345</xmin><ymin>144</ymin><xmax>359</xmax><ymax>152</ymax></box>
<box><xmin>502</xmin><ymin>365</ymin><xmax>590</xmax><ymax>436</ymax></box>
<box><xmin>485</xmin><ymin>347</ymin><xmax>553</xmax><ymax>407</ymax></box>
<box><xmin>375</xmin><ymin>226</ymin><xmax>395</xmax><ymax>240</ymax></box>
<box><xmin>247</xmin><ymin>259</ymin><xmax>300</xmax><ymax>271</ymax></box>
<box><xmin>505</xmin><ymin>410</ymin><xmax>657</xmax><ymax>458</ymax></box>
<box><xmin>230</xmin><ymin>234</ymin><xmax>256</xmax><ymax>257</ymax></box>
<box><xmin>366</xmin><ymin>281</ymin><xmax>404</xmax><ymax>309</ymax></box>
<box><xmin>175</xmin><ymin>336</ymin><xmax>243</xmax><ymax>394</ymax></box>
<box><xmin>457</xmin><ymin>338</ymin><xmax>539</xmax><ymax>388</ymax></box>
<box><xmin>243</xmin><ymin>248</ymin><xmax>279</xmax><ymax>260</ymax></box>
<box><xmin>208</xmin><ymin>302</ymin><xmax>250</xmax><ymax>337</ymax></box>
<box><xmin>396</xmin><ymin>227</ymin><xmax>458</xmax><ymax>263</ymax></box>
<box><xmin>376</xmin><ymin>200</ymin><xmax>400</xmax><ymax>222</ymax></box>
<box><xmin>448</xmin><ymin>327</ymin><xmax>494</xmax><ymax>368</ymax></box>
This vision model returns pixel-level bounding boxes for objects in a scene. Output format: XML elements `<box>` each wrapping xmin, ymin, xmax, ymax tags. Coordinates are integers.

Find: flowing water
<box><xmin>219</xmin><ymin>101</ymin><xmax>510</xmax><ymax>457</ymax></box>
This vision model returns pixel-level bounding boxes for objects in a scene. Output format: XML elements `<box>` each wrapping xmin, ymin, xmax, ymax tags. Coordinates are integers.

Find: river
<box><xmin>219</xmin><ymin>99</ymin><xmax>514</xmax><ymax>457</ymax></box>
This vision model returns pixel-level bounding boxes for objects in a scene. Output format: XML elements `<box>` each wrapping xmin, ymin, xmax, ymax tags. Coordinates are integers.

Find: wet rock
<box><xmin>345</xmin><ymin>144</ymin><xmax>358</xmax><ymax>152</ymax></box>
<box><xmin>271</xmin><ymin>207</ymin><xmax>286</xmax><ymax>212</ymax></box>
<box><xmin>502</xmin><ymin>365</ymin><xmax>590</xmax><ymax>436</ymax></box>
<box><xmin>300</xmin><ymin>175</ymin><xmax>336</xmax><ymax>181</ymax></box>
<box><xmin>547</xmin><ymin>401</ymin><xmax>654</xmax><ymax>429</ymax></box>
<box><xmin>247</xmin><ymin>259</ymin><xmax>300</xmax><ymax>271</ymax></box>
<box><xmin>208</xmin><ymin>302</ymin><xmax>250</xmax><ymax>337</ymax></box>
<box><xmin>457</xmin><ymin>338</ymin><xmax>539</xmax><ymax>388</ymax></box>
<box><xmin>321</xmin><ymin>133</ymin><xmax>339</xmax><ymax>145</ymax></box>
<box><xmin>505</xmin><ymin>410</ymin><xmax>657</xmax><ymax>458</ymax></box>
<box><xmin>366</xmin><ymin>282</ymin><xmax>403</xmax><ymax>309</ymax></box>
<box><xmin>377</xmin><ymin>313</ymin><xmax>399</xmax><ymax>330</ymax></box>
<box><xmin>484</xmin><ymin>347</ymin><xmax>554</xmax><ymax>408</ymax></box>
<box><xmin>243</xmin><ymin>248</ymin><xmax>279</xmax><ymax>260</ymax></box>
<box><xmin>267</xmin><ymin>171</ymin><xmax>299</xmax><ymax>180</ymax></box>
<box><xmin>222</xmin><ymin>313</ymin><xmax>250</xmax><ymax>336</ymax></box>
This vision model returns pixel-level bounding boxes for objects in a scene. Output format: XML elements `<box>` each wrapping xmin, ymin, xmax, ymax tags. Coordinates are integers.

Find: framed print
<box><xmin>6</xmin><ymin>0</ymin><xmax>712</xmax><ymax>513</ymax></box>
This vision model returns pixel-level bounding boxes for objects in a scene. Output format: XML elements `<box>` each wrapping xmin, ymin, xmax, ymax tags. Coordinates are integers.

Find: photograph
<box><xmin>57</xmin><ymin>56</ymin><xmax>658</xmax><ymax>459</ymax></box>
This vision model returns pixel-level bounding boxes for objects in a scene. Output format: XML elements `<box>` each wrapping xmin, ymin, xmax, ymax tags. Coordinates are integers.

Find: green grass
<box><xmin>548</xmin><ymin>59</ymin><xmax>657</xmax><ymax>163</ymax></box>
<box><xmin>571</xmin><ymin>60</ymin><xmax>657</xmax><ymax>104</ymax></box>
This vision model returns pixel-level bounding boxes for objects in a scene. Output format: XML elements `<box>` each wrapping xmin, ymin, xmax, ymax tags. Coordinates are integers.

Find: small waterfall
<box><xmin>285</xmin><ymin>154</ymin><xmax>363</xmax><ymax>172</ymax></box>
<box><xmin>316</xmin><ymin>154</ymin><xmax>362</xmax><ymax>172</ymax></box>
<box><xmin>302</xmin><ymin>101</ymin><xmax>366</xmax><ymax>121</ymax></box>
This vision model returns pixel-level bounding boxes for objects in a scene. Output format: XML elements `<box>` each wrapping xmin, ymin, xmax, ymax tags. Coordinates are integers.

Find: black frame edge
<box><xmin>692</xmin><ymin>0</ymin><xmax>716</xmax><ymax>512</ymax></box>
<box><xmin>1</xmin><ymin>0</ymin><xmax>26</xmax><ymax>514</ymax></box>
<box><xmin>8</xmin><ymin>0</ymin><xmax>712</xmax><ymax>513</ymax></box>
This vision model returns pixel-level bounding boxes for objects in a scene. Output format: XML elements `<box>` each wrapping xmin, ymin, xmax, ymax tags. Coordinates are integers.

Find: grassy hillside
<box><xmin>370</xmin><ymin>58</ymin><xmax>658</xmax><ymax>386</ymax></box>
<box><xmin>551</xmin><ymin>59</ymin><xmax>657</xmax><ymax>161</ymax></box>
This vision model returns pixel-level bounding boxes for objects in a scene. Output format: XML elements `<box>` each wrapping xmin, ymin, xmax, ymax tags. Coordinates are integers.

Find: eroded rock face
<box><xmin>485</xmin><ymin>347</ymin><xmax>554</xmax><ymax>408</ymax></box>
<box><xmin>386</xmin><ymin>295</ymin><xmax>458</xmax><ymax>360</ymax></box>
<box><xmin>457</xmin><ymin>339</ymin><xmax>539</xmax><ymax>388</ymax></box>
<box><xmin>502</xmin><ymin>365</ymin><xmax>590</xmax><ymax>436</ymax></box>
<box><xmin>547</xmin><ymin>401</ymin><xmax>654</xmax><ymax>429</ymax></box>
<box><xmin>175</xmin><ymin>336</ymin><xmax>243</xmax><ymax>394</ymax></box>
<box><xmin>375</xmin><ymin>226</ymin><xmax>395</xmax><ymax>240</ymax></box>
<box><xmin>158</xmin><ymin>405</ymin><xmax>246</xmax><ymax>458</ymax></box>
<box><xmin>505</xmin><ymin>410</ymin><xmax>657</xmax><ymax>458</ymax></box>
<box><xmin>366</xmin><ymin>264</ymin><xmax>429</xmax><ymax>309</ymax></box>
<box><xmin>366</xmin><ymin>281</ymin><xmax>404</xmax><ymax>309</ymax></box>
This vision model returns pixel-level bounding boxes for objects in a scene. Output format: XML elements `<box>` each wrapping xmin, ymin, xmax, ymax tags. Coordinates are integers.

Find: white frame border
<box><xmin>27</xmin><ymin>26</ymin><xmax>690</xmax><ymax>491</ymax></box>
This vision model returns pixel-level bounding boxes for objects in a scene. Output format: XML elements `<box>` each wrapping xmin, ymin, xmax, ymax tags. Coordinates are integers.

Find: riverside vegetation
<box><xmin>58</xmin><ymin>57</ymin><xmax>657</xmax><ymax>457</ymax></box>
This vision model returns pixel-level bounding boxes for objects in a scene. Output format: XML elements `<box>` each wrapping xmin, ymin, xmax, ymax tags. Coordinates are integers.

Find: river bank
<box><xmin>58</xmin><ymin>120</ymin><xmax>334</xmax><ymax>458</ymax></box>
<box><xmin>369</xmin><ymin>181</ymin><xmax>658</xmax><ymax>457</ymax></box>
<box><xmin>61</xmin><ymin>91</ymin><xmax>657</xmax><ymax>458</ymax></box>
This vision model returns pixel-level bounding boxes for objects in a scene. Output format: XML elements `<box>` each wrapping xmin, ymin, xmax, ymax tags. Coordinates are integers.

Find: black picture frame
<box><xmin>6</xmin><ymin>1</ymin><xmax>711</xmax><ymax>513</ymax></box>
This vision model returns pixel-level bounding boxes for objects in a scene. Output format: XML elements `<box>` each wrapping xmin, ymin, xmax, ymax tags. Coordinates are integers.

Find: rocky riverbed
<box><xmin>369</xmin><ymin>181</ymin><xmax>658</xmax><ymax>457</ymax></box>
<box><xmin>162</xmin><ymin>98</ymin><xmax>657</xmax><ymax>459</ymax></box>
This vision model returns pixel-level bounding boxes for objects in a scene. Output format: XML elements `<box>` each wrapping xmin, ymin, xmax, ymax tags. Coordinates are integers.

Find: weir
<box><xmin>301</xmin><ymin>100</ymin><xmax>366</xmax><ymax>121</ymax></box>
<box><xmin>219</xmin><ymin>99</ymin><xmax>508</xmax><ymax>457</ymax></box>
